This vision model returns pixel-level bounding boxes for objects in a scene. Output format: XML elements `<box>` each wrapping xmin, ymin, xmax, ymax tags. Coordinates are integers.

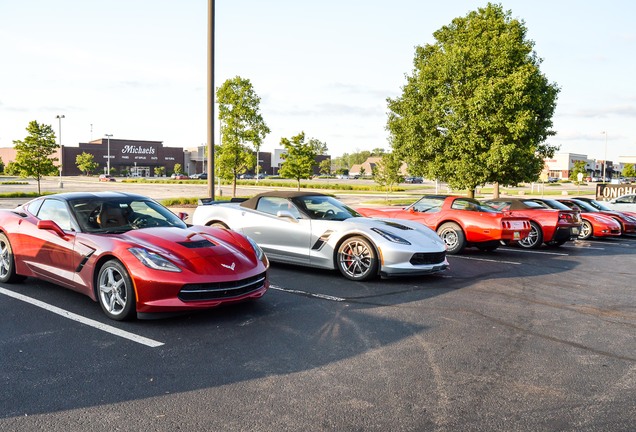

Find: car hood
<box><xmin>113</xmin><ymin>227</ymin><xmax>259</xmax><ymax>275</ymax></box>
<box><xmin>339</xmin><ymin>216</ymin><xmax>446</xmax><ymax>246</ymax></box>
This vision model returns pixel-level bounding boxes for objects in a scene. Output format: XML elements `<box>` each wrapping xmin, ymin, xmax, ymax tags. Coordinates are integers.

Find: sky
<box><xmin>1</xmin><ymin>0</ymin><xmax>635</xmax><ymax>162</ymax></box>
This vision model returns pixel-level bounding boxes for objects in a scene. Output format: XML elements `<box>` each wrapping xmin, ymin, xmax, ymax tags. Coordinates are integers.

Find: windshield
<box><xmin>586</xmin><ymin>199</ymin><xmax>611</xmax><ymax>211</ymax></box>
<box><xmin>568</xmin><ymin>200</ymin><xmax>597</xmax><ymax>212</ymax></box>
<box><xmin>291</xmin><ymin>195</ymin><xmax>361</xmax><ymax>220</ymax></box>
<box><xmin>70</xmin><ymin>198</ymin><xmax>187</xmax><ymax>233</ymax></box>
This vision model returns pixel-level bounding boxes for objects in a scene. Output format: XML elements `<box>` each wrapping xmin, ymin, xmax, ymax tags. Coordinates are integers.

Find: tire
<box><xmin>97</xmin><ymin>260</ymin><xmax>136</xmax><ymax>321</ymax></box>
<box><xmin>518</xmin><ymin>221</ymin><xmax>543</xmax><ymax>249</ymax></box>
<box><xmin>336</xmin><ymin>236</ymin><xmax>378</xmax><ymax>281</ymax></box>
<box><xmin>208</xmin><ymin>221</ymin><xmax>229</xmax><ymax>229</ymax></box>
<box><xmin>578</xmin><ymin>220</ymin><xmax>594</xmax><ymax>240</ymax></box>
<box><xmin>0</xmin><ymin>233</ymin><xmax>24</xmax><ymax>283</ymax></box>
<box><xmin>437</xmin><ymin>222</ymin><xmax>466</xmax><ymax>255</ymax></box>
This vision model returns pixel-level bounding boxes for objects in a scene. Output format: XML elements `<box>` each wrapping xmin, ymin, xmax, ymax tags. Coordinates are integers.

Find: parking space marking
<box><xmin>270</xmin><ymin>284</ymin><xmax>346</xmax><ymax>302</ymax></box>
<box><xmin>499</xmin><ymin>248</ymin><xmax>569</xmax><ymax>256</ymax></box>
<box><xmin>0</xmin><ymin>288</ymin><xmax>164</xmax><ymax>348</ymax></box>
<box><xmin>449</xmin><ymin>256</ymin><xmax>521</xmax><ymax>265</ymax></box>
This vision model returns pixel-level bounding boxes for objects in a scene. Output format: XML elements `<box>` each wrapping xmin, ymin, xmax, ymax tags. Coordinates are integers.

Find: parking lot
<box><xmin>0</xmin><ymin>178</ymin><xmax>634</xmax><ymax>431</ymax></box>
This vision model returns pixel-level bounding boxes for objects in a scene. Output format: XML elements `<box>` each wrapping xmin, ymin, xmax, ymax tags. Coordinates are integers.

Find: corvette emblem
<box><xmin>221</xmin><ymin>262</ymin><xmax>236</xmax><ymax>271</ymax></box>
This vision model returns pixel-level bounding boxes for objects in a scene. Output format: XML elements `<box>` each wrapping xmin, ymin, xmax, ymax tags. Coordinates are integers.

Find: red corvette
<box><xmin>532</xmin><ymin>198</ymin><xmax>621</xmax><ymax>240</ymax></box>
<box><xmin>0</xmin><ymin>192</ymin><xmax>269</xmax><ymax>320</ymax></box>
<box><xmin>482</xmin><ymin>198</ymin><xmax>582</xmax><ymax>249</ymax></box>
<box><xmin>569</xmin><ymin>197</ymin><xmax>636</xmax><ymax>235</ymax></box>
<box><xmin>357</xmin><ymin>195</ymin><xmax>531</xmax><ymax>254</ymax></box>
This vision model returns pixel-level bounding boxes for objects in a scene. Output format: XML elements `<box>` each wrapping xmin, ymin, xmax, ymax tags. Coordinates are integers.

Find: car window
<box><xmin>519</xmin><ymin>200</ymin><xmax>546</xmax><ymax>209</ymax></box>
<box><xmin>411</xmin><ymin>197</ymin><xmax>443</xmax><ymax>213</ymax></box>
<box><xmin>451</xmin><ymin>199</ymin><xmax>480</xmax><ymax>211</ymax></box>
<box><xmin>256</xmin><ymin>197</ymin><xmax>301</xmax><ymax>218</ymax></box>
<box><xmin>615</xmin><ymin>195</ymin><xmax>635</xmax><ymax>204</ymax></box>
<box><xmin>292</xmin><ymin>196</ymin><xmax>359</xmax><ymax>220</ymax></box>
<box><xmin>484</xmin><ymin>201</ymin><xmax>510</xmax><ymax>211</ymax></box>
<box><xmin>37</xmin><ymin>199</ymin><xmax>73</xmax><ymax>231</ymax></box>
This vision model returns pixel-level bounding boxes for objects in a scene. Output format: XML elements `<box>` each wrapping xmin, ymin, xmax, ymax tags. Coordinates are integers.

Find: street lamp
<box><xmin>105</xmin><ymin>134</ymin><xmax>113</xmax><ymax>174</ymax></box>
<box><xmin>601</xmin><ymin>131</ymin><xmax>608</xmax><ymax>182</ymax></box>
<box><xmin>55</xmin><ymin>115</ymin><xmax>65</xmax><ymax>145</ymax></box>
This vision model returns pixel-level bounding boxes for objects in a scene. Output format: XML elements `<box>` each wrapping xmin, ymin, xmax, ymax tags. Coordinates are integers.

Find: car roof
<box><xmin>29</xmin><ymin>191</ymin><xmax>149</xmax><ymax>202</ymax></box>
<box><xmin>240</xmin><ymin>191</ymin><xmax>329</xmax><ymax>210</ymax></box>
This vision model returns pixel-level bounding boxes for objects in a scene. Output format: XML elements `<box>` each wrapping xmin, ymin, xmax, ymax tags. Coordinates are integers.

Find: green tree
<box><xmin>279</xmin><ymin>132</ymin><xmax>317</xmax><ymax>190</ymax></box>
<box><xmin>75</xmin><ymin>152</ymin><xmax>98</xmax><ymax>175</ymax></box>
<box><xmin>569</xmin><ymin>161</ymin><xmax>587</xmax><ymax>183</ymax></box>
<box><xmin>372</xmin><ymin>152</ymin><xmax>403</xmax><ymax>198</ymax></box>
<box><xmin>319</xmin><ymin>158</ymin><xmax>332</xmax><ymax>176</ymax></box>
<box><xmin>622</xmin><ymin>164</ymin><xmax>636</xmax><ymax>179</ymax></box>
<box><xmin>173</xmin><ymin>163</ymin><xmax>182</xmax><ymax>174</ymax></box>
<box><xmin>359</xmin><ymin>167</ymin><xmax>366</xmax><ymax>178</ymax></box>
<box><xmin>217</xmin><ymin>76</ymin><xmax>270</xmax><ymax>197</ymax></box>
<box><xmin>387</xmin><ymin>3</ymin><xmax>559</xmax><ymax>198</ymax></box>
<box><xmin>154</xmin><ymin>166</ymin><xmax>166</xmax><ymax>177</ymax></box>
<box><xmin>12</xmin><ymin>120</ymin><xmax>59</xmax><ymax>194</ymax></box>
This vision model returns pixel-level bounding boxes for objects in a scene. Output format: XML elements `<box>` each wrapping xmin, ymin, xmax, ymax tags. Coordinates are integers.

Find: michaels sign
<box><xmin>121</xmin><ymin>145</ymin><xmax>156</xmax><ymax>155</ymax></box>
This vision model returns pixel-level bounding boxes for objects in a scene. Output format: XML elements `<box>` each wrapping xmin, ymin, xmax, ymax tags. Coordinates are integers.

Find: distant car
<box><xmin>99</xmin><ymin>174</ymin><xmax>115</xmax><ymax>182</ymax></box>
<box><xmin>601</xmin><ymin>194</ymin><xmax>636</xmax><ymax>213</ymax></box>
<box><xmin>533</xmin><ymin>198</ymin><xmax>621</xmax><ymax>240</ymax></box>
<box><xmin>192</xmin><ymin>191</ymin><xmax>449</xmax><ymax>281</ymax></box>
<box><xmin>404</xmin><ymin>176</ymin><xmax>424</xmax><ymax>184</ymax></box>
<box><xmin>0</xmin><ymin>192</ymin><xmax>269</xmax><ymax>320</ymax></box>
<box><xmin>356</xmin><ymin>195</ymin><xmax>531</xmax><ymax>254</ymax></box>
<box><xmin>547</xmin><ymin>177</ymin><xmax>559</xmax><ymax>183</ymax></box>
<box><xmin>568</xmin><ymin>197</ymin><xmax>636</xmax><ymax>235</ymax></box>
<box><xmin>482</xmin><ymin>198</ymin><xmax>581</xmax><ymax>248</ymax></box>
<box><xmin>239</xmin><ymin>174</ymin><xmax>254</xmax><ymax>180</ymax></box>
<box><xmin>171</xmin><ymin>174</ymin><xmax>189</xmax><ymax>180</ymax></box>
<box><xmin>190</xmin><ymin>173</ymin><xmax>208</xmax><ymax>180</ymax></box>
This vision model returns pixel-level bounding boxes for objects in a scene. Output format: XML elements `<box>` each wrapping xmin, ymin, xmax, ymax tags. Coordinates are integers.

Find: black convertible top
<box><xmin>240</xmin><ymin>191</ymin><xmax>328</xmax><ymax>210</ymax></box>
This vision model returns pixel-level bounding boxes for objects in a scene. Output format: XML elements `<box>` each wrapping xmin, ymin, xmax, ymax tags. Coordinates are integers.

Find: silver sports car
<box><xmin>192</xmin><ymin>191</ymin><xmax>448</xmax><ymax>281</ymax></box>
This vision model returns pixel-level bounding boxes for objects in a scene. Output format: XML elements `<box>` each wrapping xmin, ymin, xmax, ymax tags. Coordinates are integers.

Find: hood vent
<box><xmin>178</xmin><ymin>239</ymin><xmax>215</xmax><ymax>249</ymax></box>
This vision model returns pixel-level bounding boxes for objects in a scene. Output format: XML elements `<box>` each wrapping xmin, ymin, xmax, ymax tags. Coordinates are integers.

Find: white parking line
<box><xmin>0</xmin><ymin>288</ymin><xmax>164</xmax><ymax>348</ymax></box>
<box><xmin>499</xmin><ymin>247</ymin><xmax>569</xmax><ymax>256</ymax></box>
<box><xmin>269</xmin><ymin>284</ymin><xmax>346</xmax><ymax>301</ymax></box>
<box><xmin>448</xmin><ymin>256</ymin><xmax>521</xmax><ymax>265</ymax></box>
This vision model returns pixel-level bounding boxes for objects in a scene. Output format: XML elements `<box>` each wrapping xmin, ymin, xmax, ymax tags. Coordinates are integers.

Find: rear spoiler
<box><xmin>198</xmin><ymin>197</ymin><xmax>248</xmax><ymax>205</ymax></box>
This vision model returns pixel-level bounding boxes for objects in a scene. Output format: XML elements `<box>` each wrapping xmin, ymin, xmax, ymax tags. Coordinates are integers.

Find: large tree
<box><xmin>217</xmin><ymin>76</ymin><xmax>270</xmax><ymax>197</ymax></box>
<box><xmin>387</xmin><ymin>3</ymin><xmax>559</xmax><ymax>198</ymax></box>
<box><xmin>12</xmin><ymin>120</ymin><xmax>59</xmax><ymax>194</ymax></box>
<box><xmin>279</xmin><ymin>132</ymin><xmax>318</xmax><ymax>190</ymax></box>
<box><xmin>372</xmin><ymin>152</ymin><xmax>404</xmax><ymax>198</ymax></box>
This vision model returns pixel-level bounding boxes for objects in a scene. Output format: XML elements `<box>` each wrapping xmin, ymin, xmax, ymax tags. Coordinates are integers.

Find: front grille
<box><xmin>410</xmin><ymin>252</ymin><xmax>446</xmax><ymax>265</ymax></box>
<box><xmin>178</xmin><ymin>272</ymin><xmax>266</xmax><ymax>302</ymax></box>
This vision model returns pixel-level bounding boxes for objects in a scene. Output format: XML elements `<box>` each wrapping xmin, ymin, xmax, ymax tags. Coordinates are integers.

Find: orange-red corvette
<box><xmin>0</xmin><ymin>192</ymin><xmax>269</xmax><ymax>320</ymax></box>
<box><xmin>356</xmin><ymin>195</ymin><xmax>531</xmax><ymax>254</ymax></box>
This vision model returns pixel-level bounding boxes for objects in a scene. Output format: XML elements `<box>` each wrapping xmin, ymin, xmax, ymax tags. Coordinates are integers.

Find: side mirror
<box><xmin>178</xmin><ymin>212</ymin><xmax>189</xmax><ymax>221</ymax></box>
<box><xmin>37</xmin><ymin>220</ymin><xmax>67</xmax><ymax>238</ymax></box>
<box><xmin>276</xmin><ymin>210</ymin><xmax>299</xmax><ymax>222</ymax></box>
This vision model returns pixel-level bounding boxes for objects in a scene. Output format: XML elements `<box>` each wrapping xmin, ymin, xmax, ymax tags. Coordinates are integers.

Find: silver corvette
<box><xmin>192</xmin><ymin>191</ymin><xmax>448</xmax><ymax>281</ymax></box>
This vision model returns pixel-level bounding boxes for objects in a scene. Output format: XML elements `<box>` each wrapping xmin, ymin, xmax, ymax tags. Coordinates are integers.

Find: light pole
<box><xmin>601</xmin><ymin>131</ymin><xmax>608</xmax><ymax>182</ymax></box>
<box><xmin>55</xmin><ymin>115</ymin><xmax>64</xmax><ymax>188</ymax></box>
<box><xmin>105</xmin><ymin>134</ymin><xmax>113</xmax><ymax>174</ymax></box>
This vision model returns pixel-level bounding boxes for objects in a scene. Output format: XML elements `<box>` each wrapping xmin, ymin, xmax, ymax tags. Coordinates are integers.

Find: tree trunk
<box><xmin>493</xmin><ymin>182</ymin><xmax>500</xmax><ymax>198</ymax></box>
<box><xmin>467</xmin><ymin>188</ymin><xmax>475</xmax><ymax>199</ymax></box>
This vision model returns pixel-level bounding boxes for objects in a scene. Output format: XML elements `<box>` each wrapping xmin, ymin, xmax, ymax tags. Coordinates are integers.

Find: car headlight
<box><xmin>245</xmin><ymin>236</ymin><xmax>265</xmax><ymax>260</ymax></box>
<box><xmin>129</xmin><ymin>248</ymin><xmax>181</xmax><ymax>272</ymax></box>
<box><xmin>371</xmin><ymin>228</ymin><xmax>411</xmax><ymax>245</ymax></box>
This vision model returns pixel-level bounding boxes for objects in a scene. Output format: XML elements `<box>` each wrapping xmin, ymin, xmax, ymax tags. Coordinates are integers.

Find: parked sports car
<box><xmin>574</xmin><ymin>196</ymin><xmax>636</xmax><ymax>219</ymax></box>
<box><xmin>482</xmin><ymin>198</ymin><xmax>581</xmax><ymax>249</ymax></box>
<box><xmin>531</xmin><ymin>198</ymin><xmax>621</xmax><ymax>240</ymax></box>
<box><xmin>560</xmin><ymin>198</ymin><xmax>636</xmax><ymax>236</ymax></box>
<box><xmin>0</xmin><ymin>192</ymin><xmax>269</xmax><ymax>320</ymax></box>
<box><xmin>192</xmin><ymin>191</ymin><xmax>449</xmax><ymax>281</ymax></box>
<box><xmin>600</xmin><ymin>194</ymin><xmax>636</xmax><ymax>213</ymax></box>
<box><xmin>356</xmin><ymin>195</ymin><xmax>531</xmax><ymax>254</ymax></box>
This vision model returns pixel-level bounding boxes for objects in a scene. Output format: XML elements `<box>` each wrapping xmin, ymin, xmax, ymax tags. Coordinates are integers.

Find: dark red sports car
<box><xmin>357</xmin><ymin>195</ymin><xmax>531</xmax><ymax>254</ymax></box>
<box><xmin>532</xmin><ymin>198</ymin><xmax>621</xmax><ymax>240</ymax></box>
<box><xmin>0</xmin><ymin>192</ymin><xmax>269</xmax><ymax>320</ymax></box>
<box><xmin>569</xmin><ymin>197</ymin><xmax>636</xmax><ymax>235</ymax></box>
<box><xmin>482</xmin><ymin>198</ymin><xmax>582</xmax><ymax>249</ymax></box>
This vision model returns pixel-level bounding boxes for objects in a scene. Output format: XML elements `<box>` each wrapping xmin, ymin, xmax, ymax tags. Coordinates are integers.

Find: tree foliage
<box><xmin>173</xmin><ymin>163</ymin><xmax>182</xmax><ymax>174</ymax></box>
<box><xmin>387</xmin><ymin>3</ymin><xmax>559</xmax><ymax>197</ymax></box>
<box><xmin>279</xmin><ymin>132</ymin><xmax>317</xmax><ymax>190</ymax></box>
<box><xmin>372</xmin><ymin>152</ymin><xmax>404</xmax><ymax>197</ymax></box>
<box><xmin>12</xmin><ymin>120</ymin><xmax>59</xmax><ymax>194</ymax></box>
<box><xmin>622</xmin><ymin>164</ymin><xmax>636</xmax><ymax>179</ymax></box>
<box><xmin>217</xmin><ymin>76</ymin><xmax>270</xmax><ymax>197</ymax></box>
<box><xmin>75</xmin><ymin>152</ymin><xmax>98</xmax><ymax>175</ymax></box>
<box><xmin>319</xmin><ymin>158</ymin><xmax>332</xmax><ymax>176</ymax></box>
<box><xmin>569</xmin><ymin>161</ymin><xmax>587</xmax><ymax>182</ymax></box>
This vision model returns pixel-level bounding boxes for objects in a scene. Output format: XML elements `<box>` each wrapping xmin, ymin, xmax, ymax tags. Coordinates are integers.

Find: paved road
<box><xmin>1</xmin><ymin>231</ymin><xmax>634</xmax><ymax>430</ymax></box>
